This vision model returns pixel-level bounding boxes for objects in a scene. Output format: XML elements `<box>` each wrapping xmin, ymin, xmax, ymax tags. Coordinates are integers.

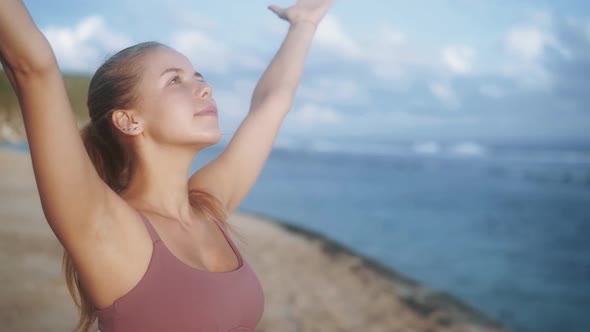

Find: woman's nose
<box><xmin>195</xmin><ymin>83</ymin><xmax>212</xmax><ymax>99</ymax></box>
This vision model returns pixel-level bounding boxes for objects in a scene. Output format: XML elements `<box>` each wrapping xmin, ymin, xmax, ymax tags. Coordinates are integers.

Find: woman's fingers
<box><xmin>268</xmin><ymin>0</ymin><xmax>335</xmax><ymax>25</ymax></box>
<box><xmin>268</xmin><ymin>4</ymin><xmax>287</xmax><ymax>20</ymax></box>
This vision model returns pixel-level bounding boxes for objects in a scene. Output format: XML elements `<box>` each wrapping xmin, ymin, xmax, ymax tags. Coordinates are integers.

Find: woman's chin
<box><xmin>190</xmin><ymin>130</ymin><xmax>222</xmax><ymax>146</ymax></box>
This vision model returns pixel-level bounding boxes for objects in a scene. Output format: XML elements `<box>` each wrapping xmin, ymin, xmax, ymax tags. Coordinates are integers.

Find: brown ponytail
<box><xmin>63</xmin><ymin>41</ymin><xmax>239</xmax><ymax>332</ymax></box>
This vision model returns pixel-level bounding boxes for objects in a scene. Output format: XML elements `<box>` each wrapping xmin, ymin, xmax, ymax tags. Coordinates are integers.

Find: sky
<box><xmin>22</xmin><ymin>0</ymin><xmax>590</xmax><ymax>147</ymax></box>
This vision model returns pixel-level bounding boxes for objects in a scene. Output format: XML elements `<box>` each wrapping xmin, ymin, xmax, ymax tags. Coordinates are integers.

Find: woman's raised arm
<box><xmin>0</xmin><ymin>1</ymin><xmax>116</xmax><ymax>247</ymax></box>
<box><xmin>188</xmin><ymin>0</ymin><xmax>335</xmax><ymax>214</ymax></box>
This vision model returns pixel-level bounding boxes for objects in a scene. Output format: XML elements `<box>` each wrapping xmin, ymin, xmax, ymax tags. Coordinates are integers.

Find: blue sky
<box><xmin>22</xmin><ymin>0</ymin><xmax>590</xmax><ymax>147</ymax></box>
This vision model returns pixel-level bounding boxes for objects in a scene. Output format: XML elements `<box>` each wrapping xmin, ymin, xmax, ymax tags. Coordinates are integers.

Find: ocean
<box><xmin>3</xmin><ymin>138</ymin><xmax>589</xmax><ymax>332</ymax></box>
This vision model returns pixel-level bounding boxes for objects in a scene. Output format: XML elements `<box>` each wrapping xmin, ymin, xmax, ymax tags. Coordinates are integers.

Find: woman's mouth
<box><xmin>195</xmin><ymin>104</ymin><xmax>218</xmax><ymax>116</ymax></box>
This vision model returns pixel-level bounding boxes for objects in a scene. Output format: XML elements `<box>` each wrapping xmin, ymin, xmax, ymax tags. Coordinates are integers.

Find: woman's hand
<box><xmin>268</xmin><ymin>0</ymin><xmax>336</xmax><ymax>26</ymax></box>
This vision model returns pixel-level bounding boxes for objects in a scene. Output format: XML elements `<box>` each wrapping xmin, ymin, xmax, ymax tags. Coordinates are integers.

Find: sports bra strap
<box><xmin>136</xmin><ymin>210</ymin><xmax>160</xmax><ymax>243</ymax></box>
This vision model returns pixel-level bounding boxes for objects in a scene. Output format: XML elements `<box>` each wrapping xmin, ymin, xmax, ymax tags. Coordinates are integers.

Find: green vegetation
<box><xmin>0</xmin><ymin>70</ymin><xmax>91</xmax><ymax>142</ymax></box>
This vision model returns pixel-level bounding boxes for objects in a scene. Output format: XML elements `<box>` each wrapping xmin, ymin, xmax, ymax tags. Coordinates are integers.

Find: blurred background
<box><xmin>1</xmin><ymin>1</ymin><xmax>589</xmax><ymax>331</ymax></box>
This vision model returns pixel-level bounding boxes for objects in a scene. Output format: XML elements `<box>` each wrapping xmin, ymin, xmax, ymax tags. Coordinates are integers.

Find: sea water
<box><xmin>193</xmin><ymin>139</ymin><xmax>590</xmax><ymax>332</ymax></box>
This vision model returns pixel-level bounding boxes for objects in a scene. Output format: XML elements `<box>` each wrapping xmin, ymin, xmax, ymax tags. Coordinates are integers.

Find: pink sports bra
<box><xmin>95</xmin><ymin>210</ymin><xmax>265</xmax><ymax>331</ymax></box>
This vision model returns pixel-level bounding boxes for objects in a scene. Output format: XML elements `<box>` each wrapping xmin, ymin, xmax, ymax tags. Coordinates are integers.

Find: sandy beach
<box><xmin>0</xmin><ymin>148</ymin><xmax>515</xmax><ymax>332</ymax></box>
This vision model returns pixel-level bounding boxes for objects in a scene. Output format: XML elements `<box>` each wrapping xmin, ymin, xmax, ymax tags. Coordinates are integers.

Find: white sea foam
<box><xmin>412</xmin><ymin>141</ymin><xmax>441</xmax><ymax>155</ymax></box>
<box><xmin>448</xmin><ymin>141</ymin><xmax>488</xmax><ymax>157</ymax></box>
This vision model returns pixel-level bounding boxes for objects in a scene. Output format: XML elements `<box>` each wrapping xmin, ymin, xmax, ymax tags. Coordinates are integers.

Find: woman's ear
<box><xmin>111</xmin><ymin>109</ymin><xmax>143</xmax><ymax>136</ymax></box>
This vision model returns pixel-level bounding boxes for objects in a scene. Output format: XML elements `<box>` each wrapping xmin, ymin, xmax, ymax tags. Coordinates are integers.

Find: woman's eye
<box><xmin>170</xmin><ymin>76</ymin><xmax>181</xmax><ymax>84</ymax></box>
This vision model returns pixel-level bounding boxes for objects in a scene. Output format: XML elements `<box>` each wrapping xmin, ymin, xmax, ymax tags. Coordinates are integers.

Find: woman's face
<box><xmin>134</xmin><ymin>47</ymin><xmax>221</xmax><ymax>148</ymax></box>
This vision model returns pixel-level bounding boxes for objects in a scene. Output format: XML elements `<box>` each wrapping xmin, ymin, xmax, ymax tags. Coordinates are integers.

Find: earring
<box><xmin>124</xmin><ymin>126</ymin><xmax>138</xmax><ymax>131</ymax></box>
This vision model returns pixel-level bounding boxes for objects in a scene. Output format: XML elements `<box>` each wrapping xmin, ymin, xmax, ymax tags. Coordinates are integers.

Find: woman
<box><xmin>0</xmin><ymin>0</ymin><xmax>335</xmax><ymax>331</ymax></box>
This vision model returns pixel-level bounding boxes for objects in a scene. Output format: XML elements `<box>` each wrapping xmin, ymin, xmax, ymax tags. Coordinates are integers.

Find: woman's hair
<box><xmin>62</xmin><ymin>41</ymin><xmax>239</xmax><ymax>332</ymax></box>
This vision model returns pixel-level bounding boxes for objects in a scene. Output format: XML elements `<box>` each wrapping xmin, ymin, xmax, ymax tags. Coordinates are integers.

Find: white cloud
<box><xmin>170</xmin><ymin>29</ymin><xmax>265</xmax><ymax>73</ymax></box>
<box><xmin>282</xmin><ymin>16</ymin><xmax>421</xmax><ymax>88</ymax></box>
<box><xmin>504</xmin><ymin>11</ymin><xmax>571</xmax><ymax>62</ymax></box>
<box><xmin>263</xmin><ymin>15</ymin><xmax>431</xmax><ymax>87</ymax></box>
<box><xmin>274</xmin><ymin>16</ymin><xmax>415</xmax><ymax>84</ymax></box>
<box><xmin>501</xmin><ymin>23</ymin><xmax>551</xmax><ymax>90</ymax></box>
<box><xmin>500</xmin><ymin>11</ymin><xmax>570</xmax><ymax>90</ymax></box>
<box><xmin>42</xmin><ymin>15</ymin><xmax>132</xmax><ymax>72</ymax></box>
<box><xmin>505</xmin><ymin>25</ymin><xmax>547</xmax><ymax>61</ymax></box>
<box><xmin>171</xmin><ymin>30</ymin><xmax>230</xmax><ymax>73</ymax></box>
<box><xmin>429</xmin><ymin>81</ymin><xmax>460</xmax><ymax>109</ymax></box>
<box><xmin>313</xmin><ymin>14</ymin><xmax>362</xmax><ymax>59</ymax></box>
<box><xmin>442</xmin><ymin>45</ymin><xmax>476</xmax><ymax>75</ymax></box>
